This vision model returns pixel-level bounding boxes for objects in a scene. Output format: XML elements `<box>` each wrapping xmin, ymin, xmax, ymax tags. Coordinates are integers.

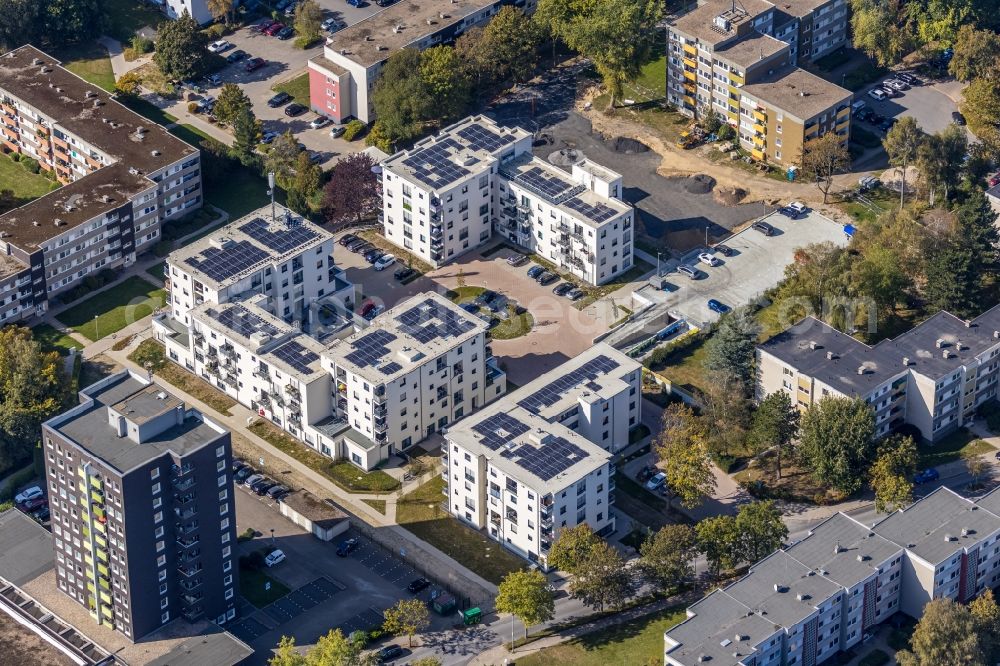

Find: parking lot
<box><xmin>856</xmin><ymin>73</ymin><xmax>965</xmax><ymax>137</ymax></box>
<box><xmin>231</xmin><ymin>484</ymin><xmax>455</xmax><ymax>663</ymax></box>
<box><xmin>660</xmin><ymin>209</ymin><xmax>849</xmax><ymax>326</ymax></box>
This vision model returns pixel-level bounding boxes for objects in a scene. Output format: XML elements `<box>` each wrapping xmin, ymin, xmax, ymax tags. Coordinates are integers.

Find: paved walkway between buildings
<box><xmin>97</xmin><ymin>36</ymin><xmax>149</xmax><ymax>80</ymax></box>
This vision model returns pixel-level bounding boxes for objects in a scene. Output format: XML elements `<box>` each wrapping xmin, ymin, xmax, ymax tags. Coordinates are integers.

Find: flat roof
<box><xmin>326</xmin><ymin>0</ymin><xmax>499</xmax><ymax>69</ymax></box>
<box><xmin>715</xmin><ymin>31</ymin><xmax>789</xmax><ymax>68</ymax></box>
<box><xmin>0</xmin><ymin>509</ymin><xmax>56</xmax><ymax>586</ymax></box>
<box><xmin>308</xmin><ymin>54</ymin><xmax>348</xmax><ymax>78</ymax></box>
<box><xmin>774</xmin><ymin>0</ymin><xmax>836</xmax><ymax>18</ymax></box>
<box><xmin>168</xmin><ymin>204</ymin><xmax>333</xmax><ymax>291</ymax></box>
<box><xmin>0</xmin><ymin>251</ymin><xmax>27</xmax><ymax>280</ymax></box>
<box><xmin>742</xmin><ymin>66</ymin><xmax>851</xmax><ymax>120</ymax></box>
<box><xmin>145</xmin><ymin>627</ymin><xmax>254</xmax><ymax>666</ymax></box>
<box><xmin>281</xmin><ymin>490</ymin><xmax>349</xmax><ymax>529</ymax></box>
<box><xmin>0</xmin><ymin>45</ymin><xmax>197</xmax><ymax>250</ymax></box>
<box><xmin>725</xmin><ymin>550</ymin><xmax>842</xmax><ymax>628</ymax></box>
<box><xmin>785</xmin><ymin>513</ymin><xmax>902</xmax><ymax>590</ymax></box>
<box><xmin>45</xmin><ymin>371</ymin><xmax>227</xmax><ymax>475</ymax></box>
<box><xmin>326</xmin><ymin>291</ymin><xmax>487</xmax><ymax>384</ymax></box>
<box><xmin>670</xmin><ymin>0</ymin><xmax>774</xmax><ymax>45</ymax></box>
<box><xmin>665</xmin><ymin>589</ymin><xmax>777</xmax><ymax>666</ymax></box>
<box><xmin>382</xmin><ymin>115</ymin><xmax>531</xmax><ymax>192</ymax></box>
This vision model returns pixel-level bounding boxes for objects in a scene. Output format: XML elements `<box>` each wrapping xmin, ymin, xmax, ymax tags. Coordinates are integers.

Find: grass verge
<box><xmin>396</xmin><ymin>476</ymin><xmax>526</xmax><ymax>585</ymax></box>
<box><xmin>119</xmin><ymin>96</ymin><xmax>178</xmax><ymax>126</ymax></box>
<box><xmin>491</xmin><ymin>305</ymin><xmax>534</xmax><ymax>340</ymax></box>
<box><xmin>128</xmin><ymin>339</ymin><xmax>237</xmax><ymax>415</ymax></box>
<box><xmin>51</xmin><ymin>42</ymin><xmax>115</xmax><ymax>92</ymax></box>
<box><xmin>362</xmin><ymin>498</ymin><xmax>387</xmax><ymax>514</ymax></box>
<box><xmin>358</xmin><ymin>230</ymin><xmax>434</xmax><ymax>274</ymax></box>
<box><xmin>239</xmin><ymin>566</ymin><xmax>291</xmax><ymax>608</ymax></box>
<box><xmin>271</xmin><ymin>73</ymin><xmax>310</xmax><ymax>105</ymax></box>
<box><xmin>0</xmin><ymin>154</ymin><xmax>59</xmax><ymax>201</ymax></box>
<box><xmin>32</xmin><ymin>323</ymin><xmax>83</xmax><ymax>356</ymax></box>
<box><xmin>613</xmin><ymin>472</ymin><xmax>674</xmax><ymax>531</ymax></box>
<box><xmin>248</xmin><ymin>420</ymin><xmax>400</xmax><ymax>493</ymax></box>
<box><xmin>917</xmin><ymin>428</ymin><xmax>993</xmax><ymax>468</ymax></box>
<box><xmin>56</xmin><ymin>276</ymin><xmax>165</xmax><ymax>341</ymax></box>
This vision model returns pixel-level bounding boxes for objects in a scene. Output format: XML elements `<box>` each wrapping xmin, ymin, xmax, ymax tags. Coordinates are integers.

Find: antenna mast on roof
<box><xmin>267</xmin><ymin>172</ymin><xmax>276</xmax><ymax>221</ymax></box>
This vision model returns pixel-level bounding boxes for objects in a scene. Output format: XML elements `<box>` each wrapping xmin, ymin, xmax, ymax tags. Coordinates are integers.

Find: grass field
<box><xmin>272</xmin><ymin>73</ymin><xmax>310</xmax><ymax>105</ymax></box>
<box><xmin>0</xmin><ymin>155</ymin><xmax>59</xmax><ymax>202</ymax></box>
<box><xmin>56</xmin><ymin>276</ymin><xmax>165</xmax><ymax>341</ymax></box>
<box><xmin>147</xmin><ymin>262</ymin><xmax>166</xmax><ymax>282</ymax></box>
<box><xmin>515</xmin><ymin>605</ymin><xmax>686</xmax><ymax>666</ymax></box>
<box><xmin>623</xmin><ymin>56</ymin><xmax>667</xmax><ymax>102</ymax></box>
<box><xmin>396</xmin><ymin>476</ymin><xmax>526</xmax><ymax>585</ymax></box>
<box><xmin>31</xmin><ymin>323</ymin><xmax>83</xmax><ymax>356</ymax></box>
<box><xmin>52</xmin><ymin>42</ymin><xmax>115</xmax><ymax>92</ymax></box>
<box><xmin>362</xmin><ymin>499</ymin><xmax>387</xmax><ymax>514</ymax></box>
<box><xmin>239</xmin><ymin>566</ymin><xmax>291</xmax><ymax>608</ymax></box>
<box><xmin>128</xmin><ymin>339</ymin><xmax>238</xmax><ymax>415</ymax></box>
<box><xmin>917</xmin><ymin>428</ymin><xmax>993</xmax><ymax>468</ymax></box>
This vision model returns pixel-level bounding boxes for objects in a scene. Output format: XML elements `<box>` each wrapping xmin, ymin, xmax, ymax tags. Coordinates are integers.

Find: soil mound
<box><xmin>685</xmin><ymin>174</ymin><xmax>715</xmax><ymax>194</ymax></box>
<box><xmin>610</xmin><ymin>136</ymin><xmax>650</xmax><ymax>153</ymax></box>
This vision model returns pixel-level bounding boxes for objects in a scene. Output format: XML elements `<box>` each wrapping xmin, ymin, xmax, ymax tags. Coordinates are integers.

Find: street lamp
<box><xmin>94</xmin><ymin>315</ymin><xmax>99</xmax><ymax>340</ymax></box>
<box><xmin>270</xmin><ymin>528</ymin><xmax>275</xmax><ymax>545</ymax></box>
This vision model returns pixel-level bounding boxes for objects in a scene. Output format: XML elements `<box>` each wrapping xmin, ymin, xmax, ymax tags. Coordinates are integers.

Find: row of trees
<box><xmin>0</xmin><ymin>0</ymin><xmax>104</xmax><ymax>51</ymax></box>
<box><xmin>950</xmin><ymin>25</ymin><xmax>1000</xmax><ymax>158</ymax></box>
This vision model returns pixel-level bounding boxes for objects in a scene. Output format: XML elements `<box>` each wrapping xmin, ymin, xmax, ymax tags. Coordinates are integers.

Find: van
<box><xmin>677</xmin><ymin>264</ymin><xmax>699</xmax><ymax>279</ymax></box>
<box><xmin>752</xmin><ymin>220</ymin><xmax>775</xmax><ymax>236</ymax></box>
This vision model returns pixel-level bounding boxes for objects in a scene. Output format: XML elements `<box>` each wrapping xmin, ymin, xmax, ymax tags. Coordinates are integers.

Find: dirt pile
<box><xmin>610</xmin><ymin>136</ymin><xmax>650</xmax><ymax>154</ymax></box>
<box><xmin>714</xmin><ymin>186</ymin><xmax>748</xmax><ymax>206</ymax></box>
<box><xmin>684</xmin><ymin>174</ymin><xmax>715</xmax><ymax>194</ymax></box>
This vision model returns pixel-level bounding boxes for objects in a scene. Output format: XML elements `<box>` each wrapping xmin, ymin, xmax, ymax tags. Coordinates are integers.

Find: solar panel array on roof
<box><xmin>456</xmin><ymin>122</ymin><xmax>517</xmax><ymax>153</ymax></box>
<box><xmin>380</xmin><ymin>361</ymin><xmax>403</xmax><ymax>375</ymax></box>
<box><xmin>400</xmin><ymin>138</ymin><xmax>472</xmax><ymax>189</ymax></box>
<box><xmin>472</xmin><ymin>413</ymin><xmax>531</xmax><ymax>451</ymax></box>
<box><xmin>183</xmin><ymin>240</ymin><xmax>270</xmax><ymax>283</ymax></box>
<box><xmin>395</xmin><ymin>298</ymin><xmax>476</xmax><ymax>344</ymax></box>
<box><xmin>517</xmin><ymin>166</ymin><xmax>572</xmax><ymax>200</ymax></box>
<box><xmin>503</xmin><ymin>436</ymin><xmax>588</xmax><ymax>481</ymax></box>
<box><xmin>343</xmin><ymin>329</ymin><xmax>398</xmax><ymax>369</ymax></box>
<box><xmin>239</xmin><ymin>217</ymin><xmax>319</xmax><ymax>255</ymax></box>
<box><xmin>518</xmin><ymin>355</ymin><xmax>620</xmax><ymax>413</ymax></box>
<box><xmin>209</xmin><ymin>305</ymin><xmax>281</xmax><ymax>340</ymax></box>
<box><xmin>270</xmin><ymin>339</ymin><xmax>320</xmax><ymax>375</ymax></box>
<box><xmin>563</xmin><ymin>197</ymin><xmax>620</xmax><ymax>224</ymax></box>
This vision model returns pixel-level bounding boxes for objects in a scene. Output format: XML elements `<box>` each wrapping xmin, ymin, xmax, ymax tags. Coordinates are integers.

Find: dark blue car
<box><xmin>913</xmin><ymin>468</ymin><xmax>940</xmax><ymax>484</ymax></box>
<box><xmin>707</xmin><ymin>299</ymin><xmax>730</xmax><ymax>314</ymax></box>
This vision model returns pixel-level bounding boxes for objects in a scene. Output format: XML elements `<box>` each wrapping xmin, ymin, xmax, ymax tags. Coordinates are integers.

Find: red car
<box><xmin>264</xmin><ymin>22</ymin><xmax>285</xmax><ymax>36</ymax></box>
<box><xmin>989</xmin><ymin>174</ymin><xmax>1000</xmax><ymax>188</ymax></box>
<box><xmin>256</xmin><ymin>19</ymin><xmax>275</xmax><ymax>32</ymax></box>
<box><xmin>245</xmin><ymin>57</ymin><xmax>266</xmax><ymax>73</ymax></box>
<box><xmin>19</xmin><ymin>497</ymin><xmax>47</xmax><ymax>512</ymax></box>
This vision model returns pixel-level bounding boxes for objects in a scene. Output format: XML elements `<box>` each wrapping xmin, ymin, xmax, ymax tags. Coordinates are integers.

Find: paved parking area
<box><xmin>230</xmin><ymin>616</ymin><xmax>272</xmax><ymax>643</ymax></box>
<box><xmin>261</xmin><ymin>577</ymin><xmax>342</xmax><ymax>624</ymax></box>
<box><xmin>857</xmin><ymin>74</ymin><xmax>965</xmax><ymax>136</ymax></box>
<box><xmin>661</xmin><ymin>209</ymin><xmax>849</xmax><ymax>326</ymax></box>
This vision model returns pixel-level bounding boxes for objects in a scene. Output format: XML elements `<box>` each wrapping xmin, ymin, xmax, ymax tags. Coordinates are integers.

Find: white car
<box><xmin>309</xmin><ymin>117</ymin><xmax>330</xmax><ymax>130</ymax></box>
<box><xmin>697</xmin><ymin>252</ymin><xmax>720</xmax><ymax>267</ymax></box>
<box><xmin>207</xmin><ymin>40</ymin><xmax>232</xmax><ymax>53</ymax></box>
<box><xmin>868</xmin><ymin>88</ymin><xmax>888</xmax><ymax>101</ymax></box>
<box><xmin>884</xmin><ymin>78</ymin><xmax>908</xmax><ymax>91</ymax></box>
<box><xmin>645</xmin><ymin>472</ymin><xmax>667</xmax><ymax>491</ymax></box>
<box><xmin>14</xmin><ymin>486</ymin><xmax>43</xmax><ymax>505</ymax></box>
<box><xmin>264</xmin><ymin>549</ymin><xmax>286</xmax><ymax>567</ymax></box>
<box><xmin>373</xmin><ymin>254</ymin><xmax>396</xmax><ymax>271</ymax></box>
<box><xmin>677</xmin><ymin>264</ymin><xmax>699</xmax><ymax>279</ymax></box>
<box><xmin>330</xmin><ymin>125</ymin><xmax>346</xmax><ymax>139</ymax></box>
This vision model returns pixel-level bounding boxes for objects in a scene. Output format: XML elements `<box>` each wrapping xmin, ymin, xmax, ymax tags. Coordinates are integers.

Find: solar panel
<box><xmin>343</xmin><ymin>329</ymin><xmax>398</xmax><ymax>369</ymax></box>
<box><xmin>183</xmin><ymin>240</ymin><xmax>269</xmax><ymax>283</ymax></box>
<box><xmin>209</xmin><ymin>305</ymin><xmax>281</xmax><ymax>340</ymax></box>
<box><xmin>380</xmin><ymin>361</ymin><xmax>403</xmax><ymax>375</ymax></box>
<box><xmin>517</xmin><ymin>355</ymin><xmax>621</xmax><ymax>413</ymax></box>
<box><xmin>472</xmin><ymin>413</ymin><xmax>531</xmax><ymax>451</ymax></box>
<box><xmin>507</xmin><ymin>436</ymin><xmax>587</xmax><ymax>481</ymax></box>
<box><xmin>456</xmin><ymin>123</ymin><xmax>517</xmax><ymax>153</ymax></box>
<box><xmin>269</xmin><ymin>339</ymin><xmax>320</xmax><ymax>375</ymax></box>
<box><xmin>517</xmin><ymin>166</ymin><xmax>572</xmax><ymax>200</ymax></box>
<box><xmin>400</xmin><ymin>137</ymin><xmax>473</xmax><ymax>190</ymax></box>
<box><xmin>395</xmin><ymin>298</ymin><xmax>476</xmax><ymax>344</ymax></box>
<box><xmin>240</xmin><ymin>217</ymin><xmax>319</xmax><ymax>255</ymax></box>
<box><xmin>563</xmin><ymin>197</ymin><xmax>620</xmax><ymax>224</ymax></box>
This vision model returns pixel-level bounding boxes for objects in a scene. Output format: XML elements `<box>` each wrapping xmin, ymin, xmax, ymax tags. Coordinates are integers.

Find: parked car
<box><xmin>393</xmin><ymin>267</ymin><xmax>415</xmax><ymax>281</ymax></box>
<box><xmin>952</xmin><ymin>111</ymin><xmax>966</xmax><ymax>126</ymax></box>
<box><xmin>264</xmin><ymin>549</ymin><xmax>286</xmax><ymax>567</ymax></box>
<box><xmin>15</xmin><ymin>486</ymin><xmax>43</xmax><ymax>505</ymax></box>
<box><xmin>266</xmin><ymin>484</ymin><xmax>290</xmax><ymax>500</ymax></box>
<box><xmin>786</xmin><ymin>201</ymin><xmax>808</xmax><ymax>217</ymax></box>
<box><xmin>897</xmin><ymin>72</ymin><xmax>919</xmax><ymax>85</ymax></box>
<box><xmin>346</xmin><ymin>238</ymin><xmax>370</xmax><ymax>252</ymax></box>
<box><xmin>377</xmin><ymin>645</ymin><xmax>404</xmax><ymax>663</ymax></box>
<box><xmin>567</xmin><ymin>287</ymin><xmax>585</xmax><ymax>301</ymax></box>
<box><xmin>707</xmin><ymin>299</ymin><xmax>730</xmax><ymax>314</ymax></box>
<box><xmin>989</xmin><ymin>174</ymin><xmax>1000</xmax><ymax>188</ymax></box>
<box><xmin>867</xmin><ymin>88</ymin><xmax>888</xmax><ymax>101</ymax></box>
<box><xmin>243</xmin><ymin>473</ymin><xmax>264</xmax><ymax>488</ymax></box>
<box><xmin>407</xmin><ymin>577</ymin><xmax>430</xmax><ymax>593</ymax></box>
<box><xmin>913</xmin><ymin>468</ymin><xmax>940</xmax><ymax>484</ymax></box>
<box><xmin>475</xmin><ymin>289</ymin><xmax>498</xmax><ymax>305</ymax></box>
<box><xmin>309</xmin><ymin>117</ymin><xmax>330</xmax><ymax>130</ymax></box>
<box><xmin>526</xmin><ymin>265</ymin><xmax>545</xmax><ymax>279</ymax></box>
<box><xmin>336</xmin><ymin>537</ymin><xmax>360</xmax><ymax>556</ymax></box>
<box><xmin>264</xmin><ymin>22</ymin><xmax>285</xmax><ymax>35</ymax></box>
<box><xmin>252</xmin><ymin>478</ymin><xmax>277</xmax><ymax>495</ymax></box>
<box><xmin>884</xmin><ymin>78</ymin><xmax>909</xmax><ymax>91</ymax></box>
<box><xmin>284</xmin><ymin>103</ymin><xmax>307</xmax><ymax>117</ymax></box>
<box><xmin>31</xmin><ymin>506</ymin><xmax>50</xmax><ymax>522</ymax></box>
<box><xmin>363</xmin><ymin>248</ymin><xmax>385</xmax><ymax>263</ymax></box>
<box><xmin>506</xmin><ymin>253</ymin><xmax>528</xmax><ymax>267</ymax></box>
<box><xmin>460</xmin><ymin>302</ymin><xmax>479</xmax><ymax>314</ymax></box>
<box><xmin>537</xmin><ymin>271</ymin><xmax>558</xmax><ymax>285</ymax></box>
<box><xmin>697</xmin><ymin>252</ymin><xmax>720</xmax><ymax>267</ymax></box>
<box><xmin>878</xmin><ymin>117</ymin><xmax>898</xmax><ymax>132</ymax></box>
<box><xmin>321</xmin><ymin>18</ymin><xmax>338</xmax><ymax>31</ymax></box>
<box><xmin>226</xmin><ymin>49</ymin><xmax>247</xmax><ymax>63</ymax></box>
<box><xmin>645</xmin><ymin>471</ymin><xmax>667</xmax><ymax>491</ymax></box>
<box><xmin>259</xmin><ymin>131</ymin><xmax>279</xmax><ymax>145</ymax></box>
<box><xmin>376</xmin><ymin>0</ymin><xmax>397</xmax><ymax>5</ymax></box>
<box><xmin>234</xmin><ymin>467</ymin><xmax>255</xmax><ymax>482</ymax></box>
<box><xmin>276</xmin><ymin>26</ymin><xmax>295</xmax><ymax>40</ymax></box>
<box><xmin>267</xmin><ymin>92</ymin><xmax>291</xmax><ymax>108</ymax></box>
<box><xmin>553</xmin><ymin>282</ymin><xmax>573</xmax><ymax>296</ymax></box>
<box><xmin>752</xmin><ymin>220</ymin><xmax>775</xmax><ymax>236</ymax></box>
<box><xmin>715</xmin><ymin>244</ymin><xmax>735</xmax><ymax>256</ymax></box>
<box><xmin>329</xmin><ymin>125</ymin><xmax>346</xmax><ymax>138</ymax></box>
<box><xmin>637</xmin><ymin>465</ymin><xmax>657</xmax><ymax>482</ymax></box>
<box><xmin>257</xmin><ymin>19</ymin><xmax>276</xmax><ymax>32</ymax></box>
<box><xmin>339</xmin><ymin>233</ymin><xmax>359</xmax><ymax>246</ymax></box>
<box><xmin>232</xmin><ymin>459</ymin><xmax>248</xmax><ymax>473</ymax></box>
<box><xmin>245</xmin><ymin>57</ymin><xmax>266</xmax><ymax>72</ymax></box>
<box><xmin>374</xmin><ymin>254</ymin><xmax>396</xmax><ymax>271</ymax></box>
<box><xmin>676</xmin><ymin>264</ymin><xmax>699</xmax><ymax>279</ymax></box>
<box><xmin>346</xmin><ymin>0</ymin><xmax>364</xmax><ymax>7</ymax></box>
<box><xmin>207</xmin><ymin>40</ymin><xmax>232</xmax><ymax>53</ymax></box>
<box><xmin>20</xmin><ymin>497</ymin><xmax>47</xmax><ymax>512</ymax></box>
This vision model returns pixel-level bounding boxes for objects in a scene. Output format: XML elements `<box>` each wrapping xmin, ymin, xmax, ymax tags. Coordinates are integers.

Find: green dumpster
<box><xmin>462</xmin><ymin>607</ymin><xmax>482</xmax><ymax>625</ymax></box>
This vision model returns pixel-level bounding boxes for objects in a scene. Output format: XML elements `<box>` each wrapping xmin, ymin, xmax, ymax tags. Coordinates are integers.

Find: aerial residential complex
<box><xmin>665</xmin><ymin>486</ymin><xmax>1000</xmax><ymax>666</ymax></box>
<box><xmin>41</xmin><ymin>370</ymin><xmax>238</xmax><ymax>641</ymax></box>
<box><xmin>757</xmin><ymin>304</ymin><xmax>1000</xmax><ymax>443</ymax></box>
<box><xmin>444</xmin><ymin>344</ymin><xmax>641</xmax><ymax>566</ymax></box>
<box><xmin>308</xmin><ymin>0</ymin><xmax>535</xmax><ymax>125</ymax></box>
<box><xmin>154</xmin><ymin>204</ymin><xmax>505</xmax><ymax>469</ymax></box>
<box><xmin>0</xmin><ymin>45</ymin><xmax>202</xmax><ymax>324</ymax></box>
<box><xmin>666</xmin><ymin>0</ymin><xmax>851</xmax><ymax>165</ymax></box>
<box><xmin>379</xmin><ymin>115</ymin><xmax>635</xmax><ymax>284</ymax></box>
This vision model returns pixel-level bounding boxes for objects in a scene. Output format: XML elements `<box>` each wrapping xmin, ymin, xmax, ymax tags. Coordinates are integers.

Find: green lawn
<box><xmin>147</xmin><ymin>262</ymin><xmax>166</xmax><ymax>282</ymax></box>
<box><xmin>247</xmin><ymin>420</ymin><xmax>400</xmax><ymax>493</ymax></box>
<box><xmin>120</xmin><ymin>96</ymin><xmax>178</xmax><ymax>126</ymax></box>
<box><xmin>32</xmin><ymin>323</ymin><xmax>83</xmax><ymax>356</ymax></box>
<box><xmin>515</xmin><ymin>605</ymin><xmax>687</xmax><ymax>666</ymax></box>
<box><xmin>272</xmin><ymin>73</ymin><xmax>311</xmax><ymax>105</ymax></box>
<box><xmin>362</xmin><ymin>499</ymin><xmax>387</xmax><ymax>514</ymax></box>
<box><xmin>648</xmin><ymin>335</ymin><xmax>711</xmax><ymax>395</ymax></box>
<box><xmin>128</xmin><ymin>339</ymin><xmax>237</xmax><ymax>415</ymax></box>
<box><xmin>0</xmin><ymin>155</ymin><xmax>59</xmax><ymax>202</ymax></box>
<box><xmin>491</xmin><ymin>305</ymin><xmax>534</xmax><ymax>340</ymax></box>
<box><xmin>167</xmin><ymin>123</ymin><xmax>213</xmax><ymax>147</ymax></box>
<box><xmin>239</xmin><ymin>566</ymin><xmax>291</xmax><ymax>608</ymax></box>
<box><xmin>52</xmin><ymin>42</ymin><xmax>115</xmax><ymax>92</ymax></box>
<box><xmin>56</xmin><ymin>276</ymin><xmax>165</xmax><ymax>341</ymax></box>
<box><xmin>105</xmin><ymin>0</ymin><xmax>167</xmax><ymax>41</ymax></box>
<box><xmin>396</xmin><ymin>477</ymin><xmax>526</xmax><ymax>585</ymax></box>
<box><xmin>917</xmin><ymin>428</ymin><xmax>993</xmax><ymax>468</ymax></box>
<box><xmin>624</xmin><ymin>56</ymin><xmax>666</xmax><ymax>101</ymax></box>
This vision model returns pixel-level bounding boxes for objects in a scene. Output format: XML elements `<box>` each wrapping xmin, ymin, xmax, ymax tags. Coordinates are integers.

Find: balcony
<box><xmin>177</xmin><ymin>535</ymin><xmax>200</xmax><ymax>548</ymax></box>
<box><xmin>174</xmin><ymin>506</ymin><xmax>197</xmax><ymax>521</ymax></box>
<box><xmin>174</xmin><ymin>492</ymin><xmax>196</xmax><ymax>505</ymax></box>
<box><xmin>541</xmin><ymin>494</ymin><xmax>553</xmax><ymax>508</ymax></box>
<box><xmin>374</xmin><ymin>419</ymin><xmax>387</xmax><ymax>433</ymax></box>
<box><xmin>177</xmin><ymin>564</ymin><xmax>203</xmax><ymax>578</ymax></box>
<box><xmin>172</xmin><ymin>476</ymin><xmax>196</xmax><ymax>492</ymax></box>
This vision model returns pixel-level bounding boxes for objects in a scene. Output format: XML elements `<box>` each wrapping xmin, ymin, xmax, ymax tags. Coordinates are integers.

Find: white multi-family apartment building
<box><xmin>324</xmin><ymin>292</ymin><xmax>506</xmax><ymax>468</ymax></box>
<box><xmin>442</xmin><ymin>344</ymin><xmax>640</xmax><ymax>566</ymax></box>
<box><xmin>378</xmin><ymin>115</ymin><xmax>635</xmax><ymax>285</ymax></box>
<box><xmin>0</xmin><ymin>45</ymin><xmax>202</xmax><ymax>323</ymax></box>
<box><xmin>155</xmin><ymin>0</ymin><xmax>222</xmax><ymax>24</ymax></box>
<box><xmin>757</xmin><ymin>305</ymin><xmax>1000</xmax><ymax>443</ymax></box>
<box><xmin>665</xmin><ymin>487</ymin><xmax>1000</xmax><ymax>666</ymax></box>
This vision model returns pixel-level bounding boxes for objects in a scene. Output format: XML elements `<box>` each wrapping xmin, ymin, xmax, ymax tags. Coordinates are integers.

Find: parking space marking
<box><xmin>230</xmin><ymin>616</ymin><xmax>270</xmax><ymax>643</ymax></box>
<box><xmin>258</xmin><ymin>576</ymin><xmax>340</xmax><ymax>627</ymax></box>
<box><xmin>337</xmin><ymin>608</ymin><xmax>386</xmax><ymax>637</ymax></box>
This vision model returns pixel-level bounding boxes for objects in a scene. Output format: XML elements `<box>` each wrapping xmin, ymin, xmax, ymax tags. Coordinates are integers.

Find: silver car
<box><xmin>677</xmin><ymin>264</ymin><xmax>699</xmax><ymax>279</ymax></box>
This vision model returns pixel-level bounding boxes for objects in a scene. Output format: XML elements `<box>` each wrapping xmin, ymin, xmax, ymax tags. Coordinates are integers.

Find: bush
<box><xmin>130</xmin><ymin>35</ymin><xmax>154</xmax><ymax>54</ymax></box>
<box><xmin>9</xmin><ymin>152</ymin><xmax>20</xmax><ymax>161</ymax></box>
<box><xmin>204</xmin><ymin>23</ymin><xmax>227</xmax><ymax>40</ymax></box>
<box><xmin>188</xmin><ymin>101</ymin><xmax>200</xmax><ymax>113</ymax></box>
<box><xmin>237</xmin><ymin>527</ymin><xmax>256</xmax><ymax>542</ymax></box>
<box><xmin>342</xmin><ymin>119</ymin><xmax>366</xmax><ymax>141</ymax></box>
<box><xmin>240</xmin><ymin>550</ymin><xmax>265</xmax><ymax>571</ymax></box>
<box><xmin>718</xmin><ymin>124</ymin><xmax>736</xmax><ymax>141</ymax></box>
<box><xmin>20</xmin><ymin>157</ymin><xmax>40</xmax><ymax>173</ymax></box>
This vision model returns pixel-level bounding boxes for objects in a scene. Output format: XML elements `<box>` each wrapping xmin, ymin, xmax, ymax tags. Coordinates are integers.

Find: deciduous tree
<box><xmin>798</xmin><ymin>396</ymin><xmax>876</xmax><ymax>495</ymax></box>
<box><xmin>154</xmin><ymin>10</ymin><xmax>210</xmax><ymax>81</ymax></box>
<box><xmin>748</xmin><ymin>391</ymin><xmax>799</xmax><ymax>479</ymax></box>
<box><xmin>207</xmin><ymin>0</ymin><xmax>233</xmax><ymax>25</ymax></box>
<box><xmin>322</xmin><ymin>152</ymin><xmax>379</xmax><ymax>226</ymax></box>
<box><xmin>478</xmin><ymin>7</ymin><xmax>540</xmax><ymax>84</ymax></box>
<box><xmin>799</xmin><ymin>132</ymin><xmax>850</xmax><ymax>204</ymax></box>
<box><xmin>265</xmin><ymin>131</ymin><xmax>304</xmax><ymax>190</ymax></box>
<box><xmin>883</xmin><ymin>116</ymin><xmax>924</xmax><ymax>210</ymax></box>
<box><xmin>370</xmin><ymin>49</ymin><xmax>433</xmax><ymax>145</ymax></box>
<box><xmin>897</xmin><ymin>598</ymin><xmax>987</xmax><ymax>666</ymax></box>
<box><xmin>269</xmin><ymin>636</ymin><xmax>306</xmax><ymax>666</ymax></box>
<box><xmin>916</xmin><ymin>124</ymin><xmax>967</xmax><ymax>204</ymax></box>
<box><xmin>294</xmin><ymin>0</ymin><xmax>324</xmax><ymax>45</ymax></box>
<box><xmin>418</xmin><ymin>46</ymin><xmax>471</xmax><ymax>123</ymax></box>
<box><xmin>568</xmin><ymin>541</ymin><xmax>635</xmax><ymax>611</ymax></box>
<box><xmin>869</xmin><ymin>435</ymin><xmax>916</xmax><ymax>513</ymax></box>
<box><xmin>695</xmin><ymin>515</ymin><xmax>738</xmax><ymax>578</ymax></box>
<box><xmin>960</xmin><ymin>77</ymin><xmax>1000</xmax><ymax>158</ymax></box>
<box><xmin>637</xmin><ymin>525</ymin><xmax>696</xmax><ymax>591</ymax></box>
<box><xmin>849</xmin><ymin>0</ymin><xmax>912</xmax><ymax>67</ymax></box>
<box><xmin>970</xmin><ymin>590</ymin><xmax>1000</xmax><ymax>664</ymax></box>
<box><xmin>734</xmin><ymin>500</ymin><xmax>787</xmax><ymax>563</ymax></box>
<box><xmin>546</xmin><ymin>524</ymin><xmax>600</xmax><ymax>574</ymax></box>
<box><xmin>0</xmin><ymin>0</ymin><xmax>44</xmax><ymax>52</ymax></box>
<box><xmin>382</xmin><ymin>599</ymin><xmax>430</xmax><ymax>648</ymax></box>
<box><xmin>964</xmin><ymin>447</ymin><xmax>989</xmax><ymax>488</ymax></box>
<box><xmin>949</xmin><ymin>24</ymin><xmax>1000</xmax><ymax>82</ymax></box>
<box><xmin>213</xmin><ymin>83</ymin><xmax>252</xmax><ymax>126</ymax></box>
<box><xmin>114</xmin><ymin>70</ymin><xmax>143</xmax><ymax>98</ymax></box>
<box><xmin>304</xmin><ymin>628</ymin><xmax>369</xmax><ymax>666</ymax></box>
<box><xmin>495</xmin><ymin>569</ymin><xmax>555</xmax><ymax>641</ymax></box>
<box><xmin>46</xmin><ymin>0</ymin><xmax>105</xmax><ymax>45</ymax></box>
<box><xmin>654</xmin><ymin>403</ymin><xmax>716</xmax><ymax>508</ymax></box>
<box><xmin>293</xmin><ymin>151</ymin><xmax>322</xmax><ymax>198</ymax></box>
